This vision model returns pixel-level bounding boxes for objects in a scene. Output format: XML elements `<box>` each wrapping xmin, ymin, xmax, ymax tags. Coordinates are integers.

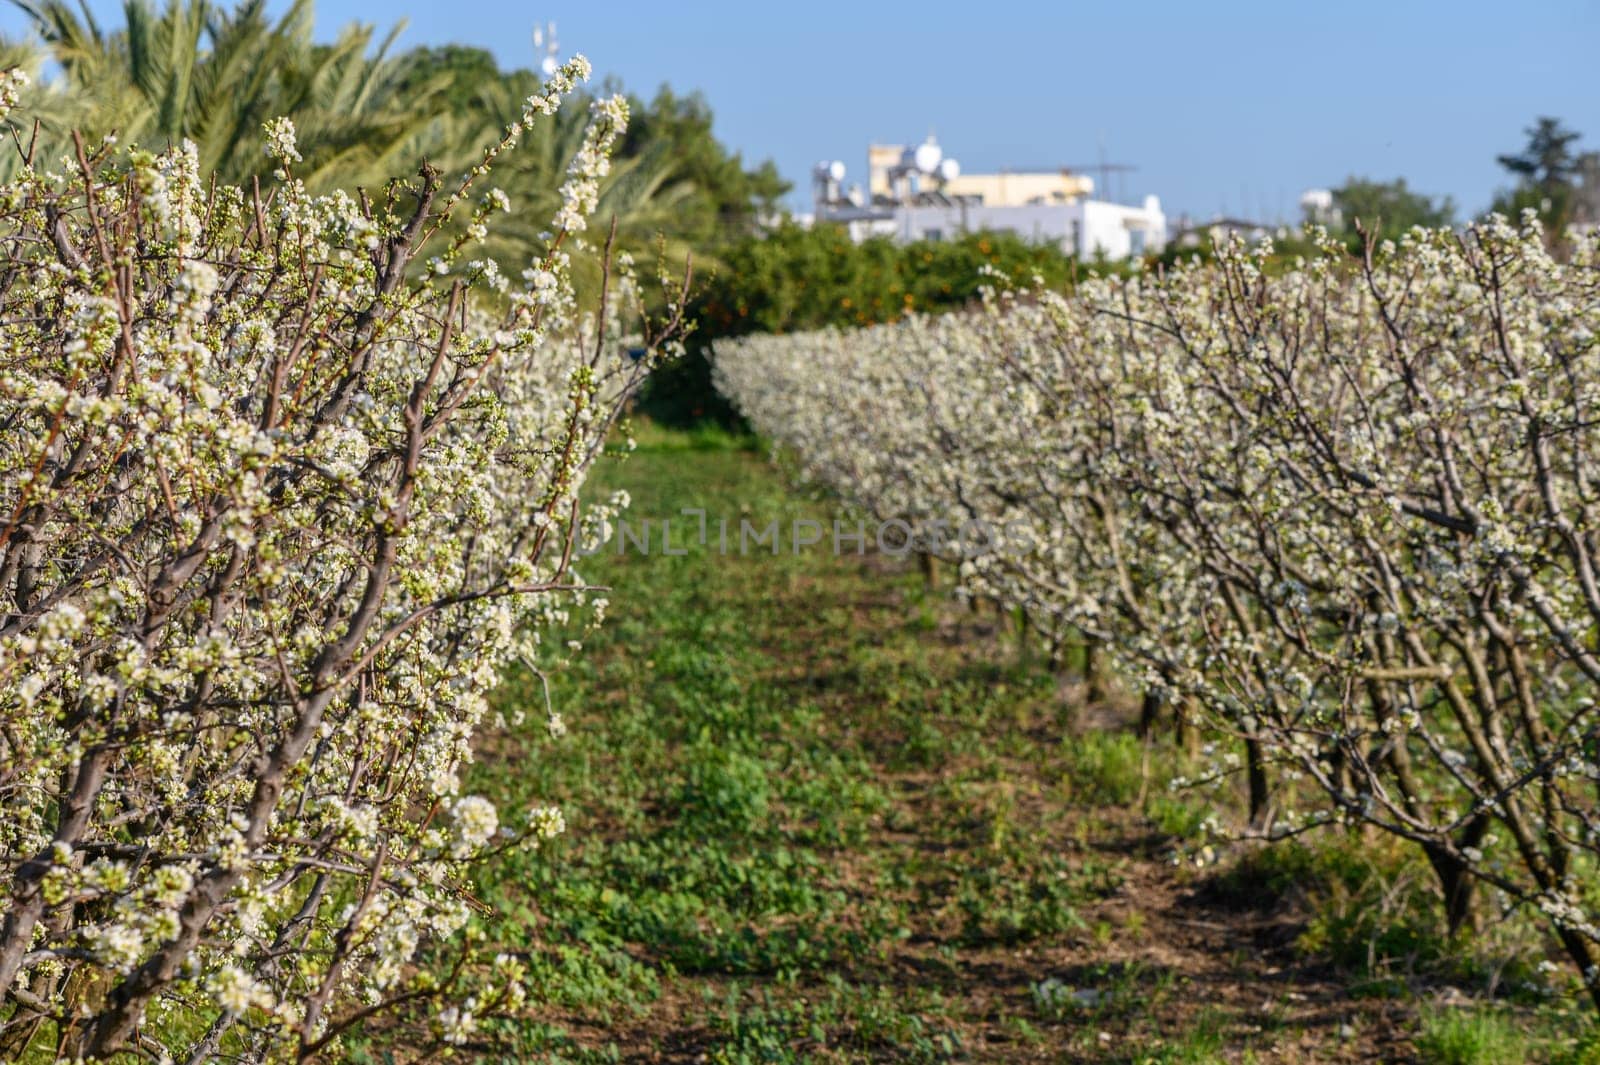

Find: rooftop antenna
<box><xmin>534</xmin><ymin>22</ymin><xmax>559</xmax><ymax>77</ymax></box>
<box><xmin>1057</xmin><ymin>160</ymin><xmax>1138</xmax><ymax>202</ymax></box>
<box><xmin>1052</xmin><ymin>130</ymin><xmax>1136</xmax><ymax>202</ymax></box>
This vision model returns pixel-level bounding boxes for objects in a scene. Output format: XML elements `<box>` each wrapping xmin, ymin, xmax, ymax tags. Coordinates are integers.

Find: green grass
<box><xmin>359</xmin><ymin>421</ymin><xmax>1599</xmax><ymax>1063</ymax></box>
<box><xmin>448</xmin><ymin>424</ymin><xmax>1129</xmax><ymax>1058</ymax></box>
<box><xmin>1059</xmin><ymin>731</ymin><xmax>1149</xmax><ymax>806</ymax></box>
<box><xmin>1416</xmin><ymin>1007</ymin><xmax>1531</xmax><ymax>1065</ymax></box>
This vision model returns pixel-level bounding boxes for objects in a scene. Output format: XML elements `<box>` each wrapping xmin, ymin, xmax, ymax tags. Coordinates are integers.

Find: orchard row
<box><xmin>715</xmin><ymin>221</ymin><xmax>1600</xmax><ymax>1006</ymax></box>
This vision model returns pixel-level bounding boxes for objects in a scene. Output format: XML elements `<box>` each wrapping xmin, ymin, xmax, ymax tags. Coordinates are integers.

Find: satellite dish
<box><xmin>540</xmin><ymin>55</ymin><xmax>559</xmax><ymax>77</ymax></box>
<box><xmin>938</xmin><ymin>158</ymin><xmax>961</xmax><ymax>182</ymax></box>
<box><xmin>913</xmin><ymin>140</ymin><xmax>942</xmax><ymax>174</ymax></box>
<box><xmin>828</xmin><ymin>160</ymin><xmax>846</xmax><ymax>183</ymax></box>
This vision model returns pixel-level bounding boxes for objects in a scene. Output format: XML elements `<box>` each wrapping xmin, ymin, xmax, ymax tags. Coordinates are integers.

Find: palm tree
<box><xmin>424</xmin><ymin>60</ymin><xmax>697</xmax><ymax>280</ymax></box>
<box><xmin>4</xmin><ymin>0</ymin><xmax>455</xmax><ymax>187</ymax></box>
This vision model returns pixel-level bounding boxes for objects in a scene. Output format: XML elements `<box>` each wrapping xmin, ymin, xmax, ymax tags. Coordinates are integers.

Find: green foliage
<box><xmin>1377</xmin><ymin>1004</ymin><xmax>1600</xmax><ymax>1065</ymax></box>
<box><xmin>1148</xmin><ymin>793</ymin><xmax>1209</xmax><ymax>841</ymax></box>
<box><xmin>1330</xmin><ymin>176</ymin><xmax>1455</xmax><ymax>242</ymax></box>
<box><xmin>1213</xmin><ymin>833</ymin><xmax>1550</xmax><ymax>1000</ymax></box>
<box><xmin>693</xmin><ymin>222</ymin><xmax>1082</xmax><ymax>336</ymax></box>
<box><xmin>676</xmin><ymin>744</ymin><xmax>774</xmax><ymax>832</ymax></box>
<box><xmin>1553</xmin><ymin>1026</ymin><xmax>1600</xmax><ymax>1065</ymax></box>
<box><xmin>953</xmin><ymin>849</ymin><xmax>1088</xmax><ymax>945</ymax></box>
<box><xmin>705</xmin><ymin>980</ymin><xmax>963</xmax><ymax>1064</ymax></box>
<box><xmin>1220</xmin><ymin>835</ymin><xmax>1447</xmax><ymax>979</ymax></box>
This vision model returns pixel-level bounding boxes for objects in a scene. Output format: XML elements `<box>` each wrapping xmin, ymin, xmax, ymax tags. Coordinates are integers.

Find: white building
<box><xmin>812</xmin><ymin>137</ymin><xmax>1166</xmax><ymax>260</ymax></box>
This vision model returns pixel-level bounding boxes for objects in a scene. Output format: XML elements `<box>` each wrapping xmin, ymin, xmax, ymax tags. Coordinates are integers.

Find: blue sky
<box><xmin>4</xmin><ymin>0</ymin><xmax>1597</xmax><ymax>220</ymax></box>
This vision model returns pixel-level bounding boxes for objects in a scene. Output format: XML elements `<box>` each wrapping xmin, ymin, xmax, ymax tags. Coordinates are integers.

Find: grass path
<box><xmin>373</xmin><ymin>427</ymin><xmax>1556</xmax><ymax>1064</ymax></box>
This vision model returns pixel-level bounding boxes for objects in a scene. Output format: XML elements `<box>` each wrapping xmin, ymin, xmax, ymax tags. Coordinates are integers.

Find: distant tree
<box><xmin>1491</xmin><ymin>117</ymin><xmax>1596</xmax><ymax>236</ymax></box>
<box><xmin>1329</xmin><ymin>176</ymin><xmax>1455</xmax><ymax>243</ymax></box>
<box><xmin>1497</xmin><ymin>116</ymin><xmax>1584</xmax><ymax>195</ymax></box>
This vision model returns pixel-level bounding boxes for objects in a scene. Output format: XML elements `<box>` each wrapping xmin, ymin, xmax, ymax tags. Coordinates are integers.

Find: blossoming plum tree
<box><xmin>714</xmin><ymin>222</ymin><xmax>1600</xmax><ymax>1007</ymax></box>
<box><xmin>0</xmin><ymin>58</ymin><xmax>683</xmax><ymax>1059</ymax></box>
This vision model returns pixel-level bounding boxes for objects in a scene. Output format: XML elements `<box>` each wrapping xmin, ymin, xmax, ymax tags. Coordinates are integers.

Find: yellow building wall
<box><xmin>868</xmin><ymin>144</ymin><xmax>904</xmax><ymax>198</ymax></box>
<box><xmin>865</xmin><ymin>145</ymin><xmax>1095</xmax><ymax>205</ymax></box>
<box><xmin>941</xmin><ymin>171</ymin><xmax>1094</xmax><ymax>206</ymax></box>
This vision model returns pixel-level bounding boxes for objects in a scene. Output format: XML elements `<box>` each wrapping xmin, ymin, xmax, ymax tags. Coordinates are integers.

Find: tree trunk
<box><xmin>1083</xmin><ymin>637</ymin><xmax>1105</xmax><ymax>705</ymax></box>
<box><xmin>1138</xmin><ymin>689</ymin><xmax>1163</xmax><ymax>740</ymax></box>
<box><xmin>1245</xmin><ymin>735</ymin><xmax>1270</xmax><ymax>829</ymax></box>
<box><xmin>1175</xmin><ymin>700</ymin><xmax>1201</xmax><ymax>758</ymax></box>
